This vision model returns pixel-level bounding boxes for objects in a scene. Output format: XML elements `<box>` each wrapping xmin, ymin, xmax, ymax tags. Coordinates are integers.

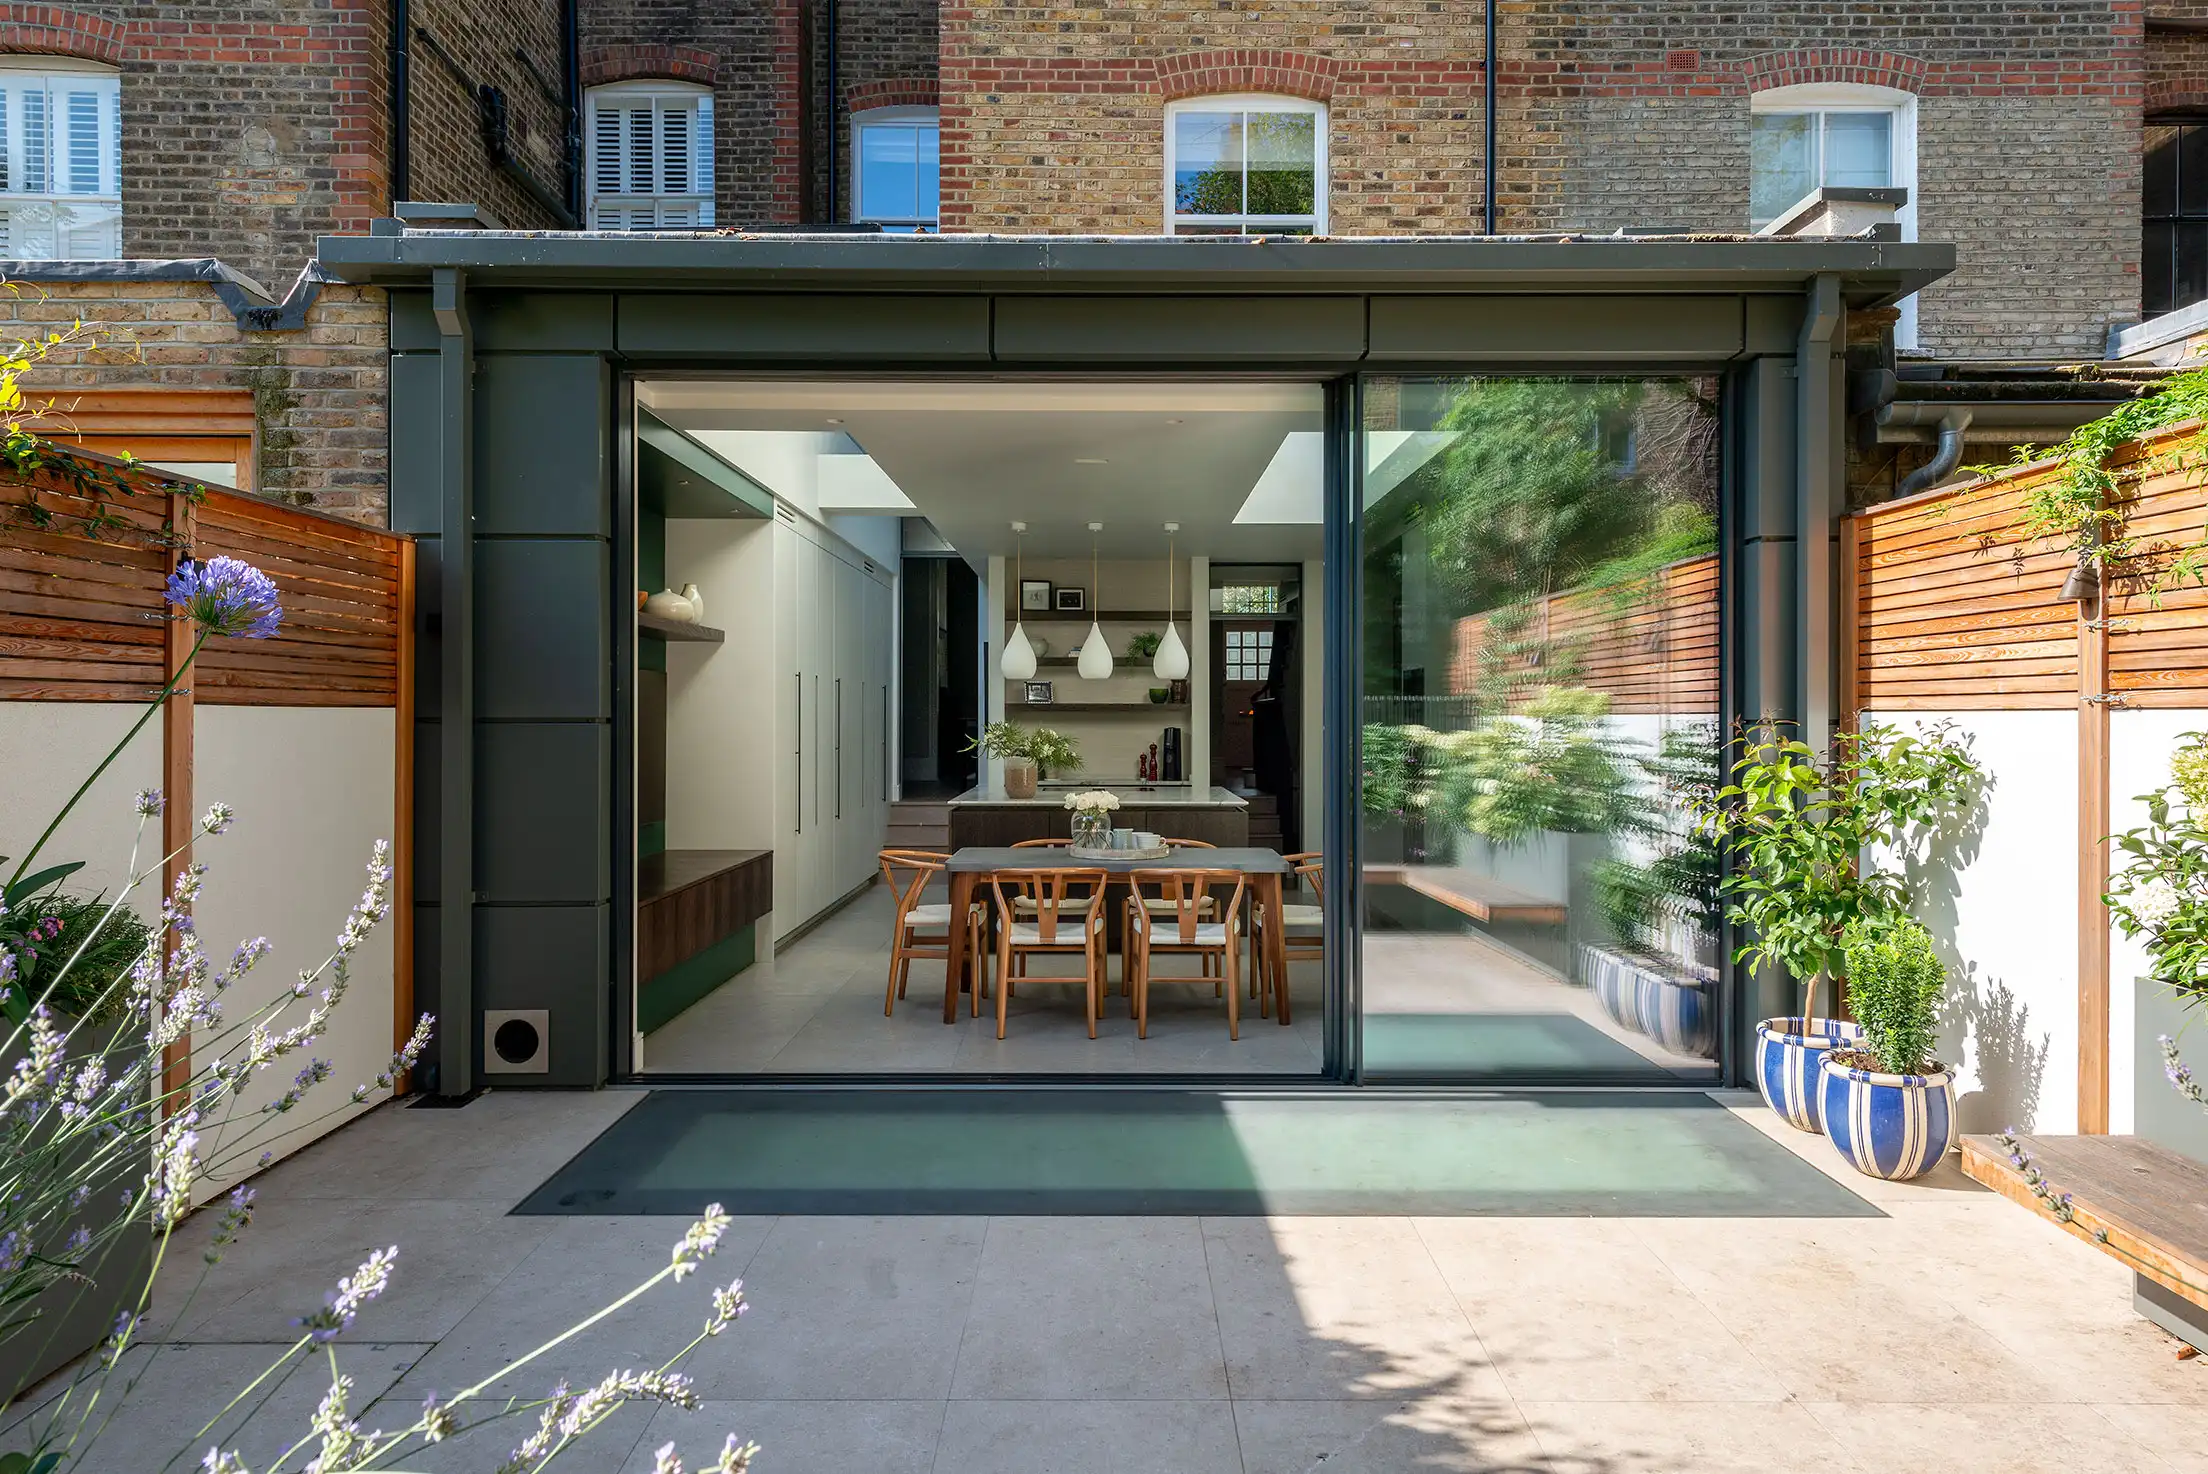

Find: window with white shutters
<box><xmin>585</xmin><ymin>82</ymin><xmax>714</xmax><ymax>230</ymax></box>
<box><xmin>0</xmin><ymin>65</ymin><xmax>120</xmax><ymax>260</ymax></box>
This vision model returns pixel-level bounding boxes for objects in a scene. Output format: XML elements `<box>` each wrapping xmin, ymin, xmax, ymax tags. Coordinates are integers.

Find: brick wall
<box><xmin>810</xmin><ymin>0</ymin><xmax>938</xmax><ymax>222</ymax></box>
<box><xmin>0</xmin><ymin>279</ymin><xmax>388</xmax><ymax>521</ymax></box>
<box><xmin>406</xmin><ymin>0</ymin><xmax>572</xmax><ymax>229</ymax></box>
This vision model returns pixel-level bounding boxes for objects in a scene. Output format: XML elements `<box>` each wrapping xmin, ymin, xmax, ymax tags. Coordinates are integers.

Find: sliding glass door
<box><xmin>1352</xmin><ymin>374</ymin><xmax>1726</xmax><ymax>1082</ymax></box>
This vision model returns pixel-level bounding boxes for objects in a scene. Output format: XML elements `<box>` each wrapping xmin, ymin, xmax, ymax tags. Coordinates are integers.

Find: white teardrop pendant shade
<box><xmin>1002</xmin><ymin>621</ymin><xmax>1038</xmax><ymax>680</ymax></box>
<box><xmin>1152</xmin><ymin>621</ymin><xmax>1189</xmax><ymax>680</ymax></box>
<box><xmin>1076</xmin><ymin>621</ymin><xmax>1115</xmax><ymax>680</ymax></box>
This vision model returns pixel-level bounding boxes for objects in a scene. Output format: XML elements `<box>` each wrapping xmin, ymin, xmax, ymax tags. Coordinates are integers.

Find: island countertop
<box><xmin>948</xmin><ymin>782</ymin><xmax>1249</xmax><ymax>809</ymax></box>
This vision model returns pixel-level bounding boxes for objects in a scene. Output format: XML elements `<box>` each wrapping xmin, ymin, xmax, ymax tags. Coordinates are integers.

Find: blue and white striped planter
<box><xmin>1754</xmin><ymin>1016</ymin><xmax>1862</xmax><ymax>1134</ymax></box>
<box><xmin>1817</xmin><ymin>1058</ymin><xmax>1956</xmax><ymax>1181</ymax></box>
<box><xmin>1635</xmin><ymin>968</ymin><xmax>1716</xmax><ymax>1058</ymax></box>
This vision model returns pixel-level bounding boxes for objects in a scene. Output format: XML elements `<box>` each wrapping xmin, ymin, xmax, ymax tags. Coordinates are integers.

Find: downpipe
<box><xmin>1896</xmin><ymin>407</ymin><xmax>1975</xmax><ymax>497</ymax></box>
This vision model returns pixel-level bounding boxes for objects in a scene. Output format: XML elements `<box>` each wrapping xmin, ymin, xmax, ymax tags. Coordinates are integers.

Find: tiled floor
<box><xmin>11</xmin><ymin>1085</ymin><xmax>2205</xmax><ymax>1472</ymax></box>
<box><xmin>641</xmin><ymin>884</ymin><xmax>1713</xmax><ymax>1079</ymax></box>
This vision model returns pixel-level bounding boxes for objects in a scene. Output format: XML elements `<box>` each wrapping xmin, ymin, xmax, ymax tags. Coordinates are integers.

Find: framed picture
<box><xmin>1023</xmin><ymin>681</ymin><xmax>1054</xmax><ymax>705</ymax></box>
<box><xmin>1054</xmin><ymin>586</ymin><xmax>1086</xmax><ymax>612</ymax></box>
<box><xmin>1020</xmin><ymin>579</ymin><xmax>1054</xmax><ymax>611</ymax></box>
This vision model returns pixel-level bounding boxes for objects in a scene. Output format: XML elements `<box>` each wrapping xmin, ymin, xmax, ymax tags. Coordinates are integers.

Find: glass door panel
<box><xmin>1356</xmin><ymin>375</ymin><xmax>1725</xmax><ymax>1081</ymax></box>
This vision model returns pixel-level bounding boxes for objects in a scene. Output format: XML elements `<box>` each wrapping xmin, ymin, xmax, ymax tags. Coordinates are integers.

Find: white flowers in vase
<box><xmin>1062</xmin><ymin>791</ymin><xmax>1121</xmax><ymax>816</ymax></box>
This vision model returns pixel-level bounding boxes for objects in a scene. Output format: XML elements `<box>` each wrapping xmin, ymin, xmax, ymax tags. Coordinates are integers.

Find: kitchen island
<box><xmin>947</xmin><ymin>782</ymin><xmax>1251</xmax><ymax>850</ymax></box>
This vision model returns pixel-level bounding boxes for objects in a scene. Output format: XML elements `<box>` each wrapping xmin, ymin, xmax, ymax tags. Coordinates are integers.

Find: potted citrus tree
<box><xmin>1818</xmin><ymin>915</ymin><xmax>1957</xmax><ymax>1180</ymax></box>
<box><xmin>1692</xmin><ymin>718</ymin><xmax>1981</xmax><ymax>1133</ymax></box>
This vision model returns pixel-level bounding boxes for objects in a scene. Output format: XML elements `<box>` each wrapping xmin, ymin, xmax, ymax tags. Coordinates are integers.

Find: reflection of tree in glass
<box><xmin>1246</xmin><ymin>113</ymin><xmax>1315</xmax><ymax>215</ymax></box>
<box><xmin>1176</xmin><ymin>165</ymin><xmax>1243</xmax><ymax>217</ymax></box>
<box><xmin>1413</xmin><ymin>378</ymin><xmax>1716</xmax><ymax>617</ymax></box>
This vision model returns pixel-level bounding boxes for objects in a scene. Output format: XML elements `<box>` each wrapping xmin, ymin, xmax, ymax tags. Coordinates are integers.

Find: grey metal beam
<box><xmin>433</xmin><ymin>266</ymin><xmax>476</xmax><ymax>1097</ymax></box>
<box><xmin>1794</xmin><ymin>274</ymin><xmax>1842</xmax><ymax>753</ymax></box>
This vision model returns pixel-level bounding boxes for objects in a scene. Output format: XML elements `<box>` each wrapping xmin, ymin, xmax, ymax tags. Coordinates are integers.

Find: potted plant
<box><xmin>969</xmin><ymin>721</ymin><xmax>1081</xmax><ymax>799</ymax></box>
<box><xmin>1692</xmin><ymin>718</ymin><xmax>1981</xmax><ymax>1133</ymax></box>
<box><xmin>1127</xmin><ymin>630</ymin><xmax>1162</xmax><ymax>660</ymax></box>
<box><xmin>2107</xmin><ymin>732</ymin><xmax>2208</xmax><ymax>1161</ymax></box>
<box><xmin>1817</xmin><ymin>915</ymin><xmax>1957</xmax><ymax>1180</ymax></box>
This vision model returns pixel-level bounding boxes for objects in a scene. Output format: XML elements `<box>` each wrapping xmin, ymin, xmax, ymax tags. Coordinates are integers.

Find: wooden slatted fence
<box><xmin>1449</xmin><ymin>553</ymin><xmax>1721</xmax><ymax>714</ymax></box>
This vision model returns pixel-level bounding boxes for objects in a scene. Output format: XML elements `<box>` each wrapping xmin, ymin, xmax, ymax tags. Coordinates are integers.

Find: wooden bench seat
<box><xmin>1362</xmin><ymin>865</ymin><xmax>1567</xmax><ymax>926</ymax></box>
<box><xmin>1961</xmin><ymin>1132</ymin><xmax>2208</xmax><ymax>1347</ymax></box>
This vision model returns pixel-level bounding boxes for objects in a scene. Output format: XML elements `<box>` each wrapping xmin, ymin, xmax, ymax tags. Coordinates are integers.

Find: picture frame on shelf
<box><xmin>1020</xmin><ymin>579</ymin><xmax>1054</xmax><ymax>611</ymax></box>
<box><xmin>1023</xmin><ymin>681</ymin><xmax>1055</xmax><ymax>705</ymax></box>
<box><xmin>1054</xmin><ymin>586</ymin><xmax>1086</xmax><ymax>612</ymax></box>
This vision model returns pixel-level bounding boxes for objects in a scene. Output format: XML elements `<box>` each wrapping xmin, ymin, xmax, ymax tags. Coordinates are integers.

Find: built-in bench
<box><xmin>1362</xmin><ymin>865</ymin><xmax>1567</xmax><ymax>926</ymax></box>
<box><xmin>1961</xmin><ymin>1132</ymin><xmax>2208</xmax><ymax>1353</ymax></box>
<box><xmin>638</xmin><ymin>849</ymin><xmax>773</xmax><ymax>1033</ymax></box>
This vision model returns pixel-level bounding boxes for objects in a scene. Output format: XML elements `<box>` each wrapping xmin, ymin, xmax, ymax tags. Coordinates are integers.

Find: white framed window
<box><xmin>1165</xmin><ymin>96</ymin><xmax>1326</xmax><ymax>236</ymax></box>
<box><xmin>1751</xmin><ymin>82</ymin><xmax>1918</xmax><ymax>344</ymax></box>
<box><xmin>585</xmin><ymin>81</ymin><xmax>714</xmax><ymax>230</ymax></box>
<box><xmin>0</xmin><ymin>61</ymin><xmax>121</xmax><ymax>260</ymax></box>
<box><xmin>851</xmin><ymin>106</ymin><xmax>938</xmax><ymax>229</ymax></box>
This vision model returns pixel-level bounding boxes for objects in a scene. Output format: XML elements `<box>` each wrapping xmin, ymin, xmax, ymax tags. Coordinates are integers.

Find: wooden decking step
<box><xmin>1961</xmin><ymin>1132</ymin><xmax>2208</xmax><ymax>1317</ymax></box>
<box><xmin>1361</xmin><ymin>865</ymin><xmax>1567</xmax><ymax>925</ymax></box>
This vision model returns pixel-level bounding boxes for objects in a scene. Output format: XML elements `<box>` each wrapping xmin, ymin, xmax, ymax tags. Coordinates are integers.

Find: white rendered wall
<box><xmin>0</xmin><ymin>703</ymin><xmax>164</xmax><ymax>901</ymax></box>
<box><xmin>2109</xmin><ymin>708</ymin><xmax>2208</xmax><ymax>1132</ymax></box>
<box><xmin>190</xmin><ymin>706</ymin><xmax>398</xmax><ymax>1193</ymax></box>
<box><xmin>1865</xmin><ymin>710</ymin><xmax>2077</xmax><ymax>1134</ymax></box>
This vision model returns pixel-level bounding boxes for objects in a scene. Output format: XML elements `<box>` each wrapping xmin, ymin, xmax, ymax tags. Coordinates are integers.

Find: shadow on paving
<box><xmin>515</xmin><ymin>1089</ymin><xmax>1879</xmax><ymax>1218</ymax></box>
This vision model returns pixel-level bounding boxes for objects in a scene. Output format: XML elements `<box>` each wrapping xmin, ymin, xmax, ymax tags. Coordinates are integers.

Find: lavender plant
<box><xmin>0</xmin><ymin>550</ymin><xmax>759</xmax><ymax>1470</ymax></box>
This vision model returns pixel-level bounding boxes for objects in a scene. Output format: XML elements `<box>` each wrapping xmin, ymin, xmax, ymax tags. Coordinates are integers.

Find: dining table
<box><xmin>939</xmin><ymin>846</ymin><xmax>1296</xmax><ymax>1026</ymax></box>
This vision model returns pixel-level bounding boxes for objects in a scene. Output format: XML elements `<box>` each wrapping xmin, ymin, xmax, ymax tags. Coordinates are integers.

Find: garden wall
<box><xmin>1843</xmin><ymin>422</ymin><xmax>2208</xmax><ymax>1136</ymax></box>
<box><xmin>0</xmin><ymin>449</ymin><xmax>415</xmax><ymax>1189</ymax></box>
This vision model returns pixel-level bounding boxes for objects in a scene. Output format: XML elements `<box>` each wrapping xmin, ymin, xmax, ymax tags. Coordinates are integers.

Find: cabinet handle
<box><xmin>835</xmin><ymin>678</ymin><xmax>844</xmax><ymax>820</ymax></box>
<box><xmin>794</xmin><ymin>671</ymin><xmax>803</xmax><ymax>834</ymax></box>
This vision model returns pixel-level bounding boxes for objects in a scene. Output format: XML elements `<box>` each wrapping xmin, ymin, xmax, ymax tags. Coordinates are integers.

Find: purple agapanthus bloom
<box><xmin>164</xmin><ymin>556</ymin><xmax>282</xmax><ymax>640</ymax></box>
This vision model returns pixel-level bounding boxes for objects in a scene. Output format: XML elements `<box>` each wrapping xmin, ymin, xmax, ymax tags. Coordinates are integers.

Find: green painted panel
<box><xmin>639</xmin><ymin>504</ymin><xmax>666</xmax><ymax>592</ymax></box>
<box><xmin>640</xmin><ymin>925</ymin><xmax>756</xmax><ymax>1034</ymax></box>
<box><xmin>992</xmin><ymin>295</ymin><xmax>1367</xmax><ymax>361</ymax></box>
<box><xmin>617</xmin><ymin>294</ymin><xmax>992</xmax><ymax>360</ymax></box>
<box><xmin>1367</xmin><ymin>295</ymin><xmax>1745</xmax><ymax>361</ymax></box>
<box><xmin>473</xmin><ymin>292</ymin><xmax>616</xmax><ymax>351</ymax></box>
<box><xmin>477</xmin><ymin>356</ymin><xmax>611</xmax><ymax>536</ymax></box>
<box><xmin>637</xmin><ymin>413</ymin><xmax>772</xmax><ymax>518</ymax></box>
<box><xmin>639</xmin><ymin>820</ymin><xmax>667</xmax><ymax>859</ymax></box>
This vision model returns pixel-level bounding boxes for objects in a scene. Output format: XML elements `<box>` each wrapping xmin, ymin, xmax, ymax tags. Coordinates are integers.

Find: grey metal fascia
<box><xmin>314</xmin><ymin>231</ymin><xmax>1954</xmax><ymax>305</ymax></box>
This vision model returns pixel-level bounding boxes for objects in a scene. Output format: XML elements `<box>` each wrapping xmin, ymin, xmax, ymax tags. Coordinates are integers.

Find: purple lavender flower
<box><xmin>134</xmin><ymin>787</ymin><xmax>164</xmax><ymax>818</ymax></box>
<box><xmin>164</xmin><ymin>556</ymin><xmax>282</xmax><ymax>640</ymax></box>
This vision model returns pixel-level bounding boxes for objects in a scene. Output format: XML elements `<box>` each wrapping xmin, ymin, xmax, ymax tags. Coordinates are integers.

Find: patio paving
<box><xmin>12</xmin><ymin>1085</ymin><xmax>2208</xmax><ymax>1472</ymax></box>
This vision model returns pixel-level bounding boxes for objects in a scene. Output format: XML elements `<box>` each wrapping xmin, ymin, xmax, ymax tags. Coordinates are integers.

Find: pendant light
<box><xmin>1153</xmin><ymin>520</ymin><xmax>1190</xmax><ymax>681</ymax></box>
<box><xmin>1076</xmin><ymin>521</ymin><xmax>1115</xmax><ymax>680</ymax></box>
<box><xmin>1001</xmin><ymin>520</ymin><xmax>1038</xmax><ymax>680</ymax></box>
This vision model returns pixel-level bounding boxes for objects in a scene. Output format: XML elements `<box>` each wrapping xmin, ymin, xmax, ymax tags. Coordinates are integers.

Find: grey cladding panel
<box><xmin>1367</xmin><ymin>295</ymin><xmax>1743</xmax><ymax>361</ymax></box>
<box><xmin>475</xmin><ymin>722</ymin><xmax>612</xmax><ymax>905</ymax></box>
<box><xmin>475</xmin><ymin>538</ymin><xmax>611</xmax><ymax>719</ymax></box>
<box><xmin>473</xmin><ymin>292</ymin><xmax>616</xmax><ymax>351</ymax></box>
<box><xmin>617</xmin><ymin>294</ymin><xmax>991</xmax><ymax>359</ymax></box>
<box><xmin>476</xmin><ymin>355</ymin><xmax>611</xmax><ymax>536</ymax></box>
<box><xmin>389</xmin><ymin>353</ymin><xmax>443</xmax><ymax>535</ymax></box>
<box><xmin>1744</xmin><ymin>296</ymin><xmax>1803</xmax><ymax>356</ymax></box>
<box><xmin>1737</xmin><ymin>356</ymin><xmax>1798</xmax><ymax>543</ymax></box>
<box><xmin>413</xmin><ymin>716</ymin><xmax>441</xmax><ymax>898</ymax></box>
<box><xmin>473</xmin><ymin>904</ymin><xmax>609</xmax><ymax>1087</ymax></box>
<box><xmin>389</xmin><ymin>290</ymin><xmax>438</xmax><ymax>351</ymax></box>
<box><xmin>991</xmin><ymin>295</ymin><xmax>1366</xmax><ymax>361</ymax></box>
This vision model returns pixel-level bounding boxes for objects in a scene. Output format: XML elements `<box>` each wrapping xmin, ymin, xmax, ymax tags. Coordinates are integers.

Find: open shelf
<box><xmin>1015</xmin><ymin>701</ymin><xmax>1188</xmax><ymax>714</ymax></box>
<box><xmin>639</xmin><ymin>610</ymin><xmax>727</xmax><ymax>643</ymax></box>
<box><xmin>1007</xmin><ymin>608</ymin><xmax>1175</xmax><ymax>622</ymax></box>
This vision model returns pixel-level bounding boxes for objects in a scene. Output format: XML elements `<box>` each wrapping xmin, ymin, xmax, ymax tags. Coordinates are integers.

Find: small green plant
<box><xmin>0</xmin><ymin>891</ymin><xmax>152</xmax><ymax>1025</ymax></box>
<box><xmin>1439</xmin><ymin>687</ymin><xmax>1641</xmax><ymax>844</ymax></box>
<box><xmin>1690</xmin><ymin>718</ymin><xmax>1983</xmax><ymax>1016</ymax></box>
<box><xmin>2107</xmin><ymin>731</ymin><xmax>2208</xmax><ymax>1000</ymax></box>
<box><xmin>1126</xmin><ymin>630</ymin><xmax>1162</xmax><ymax>659</ymax></box>
<box><xmin>967</xmin><ymin>721</ymin><xmax>1081</xmax><ymax>775</ymax></box>
<box><xmin>1841</xmin><ymin>915</ymin><xmax>1947</xmax><ymax>1075</ymax></box>
<box><xmin>1591</xmin><ymin>858</ymin><xmax>1662</xmax><ymax>950</ymax></box>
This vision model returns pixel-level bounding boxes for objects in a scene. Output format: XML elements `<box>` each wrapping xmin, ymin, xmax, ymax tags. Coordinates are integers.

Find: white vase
<box><xmin>644</xmin><ymin>589</ymin><xmax>696</xmax><ymax>623</ymax></box>
<box><xmin>679</xmin><ymin>583</ymin><xmax>705</xmax><ymax>622</ymax></box>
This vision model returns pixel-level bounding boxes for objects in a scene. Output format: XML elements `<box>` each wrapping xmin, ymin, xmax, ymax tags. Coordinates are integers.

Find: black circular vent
<box><xmin>492</xmin><ymin>1016</ymin><xmax>542</xmax><ymax>1066</ymax></box>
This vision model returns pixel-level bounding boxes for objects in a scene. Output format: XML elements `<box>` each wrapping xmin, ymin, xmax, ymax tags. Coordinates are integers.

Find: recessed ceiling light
<box><xmin>1075</xmin><ymin>457</ymin><xmax>1109</xmax><ymax>464</ymax></box>
<box><xmin>824</xmin><ymin>417</ymin><xmax>844</xmax><ymax>425</ymax></box>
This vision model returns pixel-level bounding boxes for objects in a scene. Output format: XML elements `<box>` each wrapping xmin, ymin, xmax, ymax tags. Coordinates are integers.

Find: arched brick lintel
<box><xmin>2147</xmin><ymin>87</ymin><xmax>2208</xmax><ymax>119</ymax></box>
<box><xmin>1744</xmin><ymin>48</ymin><xmax>1928</xmax><ymax>95</ymax></box>
<box><xmin>1155</xmin><ymin>49</ymin><xmax>1341</xmax><ymax>104</ymax></box>
<box><xmin>0</xmin><ymin>5</ymin><xmax>127</xmax><ymax>65</ymax></box>
<box><xmin>581</xmin><ymin>43</ymin><xmax>717</xmax><ymax>88</ymax></box>
<box><xmin>848</xmin><ymin>76</ymin><xmax>939</xmax><ymax>113</ymax></box>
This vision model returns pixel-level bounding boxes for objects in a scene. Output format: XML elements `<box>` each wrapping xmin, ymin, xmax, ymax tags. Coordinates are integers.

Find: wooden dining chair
<box><xmin>1254</xmin><ymin>852</ymin><xmax>1324</xmax><ymax>1018</ymax></box>
<box><xmin>1121</xmin><ymin>838</ymin><xmax>1223</xmax><ymax>1006</ymax></box>
<box><xmin>1125</xmin><ymin>868</ymin><xmax>1250</xmax><ymax>1039</ymax></box>
<box><xmin>880</xmin><ymin>850</ymin><xmax>987</xmax><ymax>1017</ymax></box>
<box><xmin>986</xmin><ymin>868</ymin><xmax>1109</xmax><ymax>1039</ymax></box>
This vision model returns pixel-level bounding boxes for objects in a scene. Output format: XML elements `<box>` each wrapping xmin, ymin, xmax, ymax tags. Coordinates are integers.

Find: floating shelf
<box><xmin>639</xmin><ymin>610</ymin><xmax>727</xmax><ymax>643</ymax></box>
<box><xmin>1007</xmin><ymin>608</ymin><xmax>1175</xmax><ymax>622</ymax></box>
<box><xmin>1017</xmin><ymin>701</ymin><xmax>1188</xmax><ymax>714</ymax></box>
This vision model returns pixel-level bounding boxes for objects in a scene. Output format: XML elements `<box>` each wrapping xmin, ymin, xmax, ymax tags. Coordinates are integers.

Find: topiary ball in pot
<box><xmin>1755</xmin><ymin>1015</ymin><xmax>1863</xmax><ymax>1134</ymax></box>
<box><xmin>1817</xmin><ymin>916</ymin><xmax>1956</xmax><ymax>1180</ymax></box>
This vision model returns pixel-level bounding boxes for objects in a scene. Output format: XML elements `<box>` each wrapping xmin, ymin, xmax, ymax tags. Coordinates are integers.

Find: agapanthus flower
<box><xmin>164</xmin><ymin>556</ymin><xmax>282</xmax><ymax>640</ymax></box>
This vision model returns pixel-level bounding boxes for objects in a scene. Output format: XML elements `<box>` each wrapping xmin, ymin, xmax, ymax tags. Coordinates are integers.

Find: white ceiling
<box><xmin>638</xmin><ymin>379</ymin><xmax>1327</xmax><ymax>559</ymax></box>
